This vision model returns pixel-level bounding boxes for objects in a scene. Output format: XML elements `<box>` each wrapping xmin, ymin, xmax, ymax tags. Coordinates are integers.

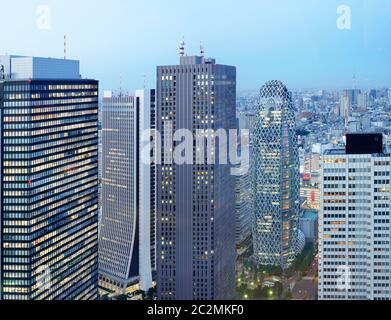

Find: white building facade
<box><xmin>319</xmin><ymin>134</ymin><xmax>391</xmax><ymax>300</ymax></box>
<box><xmin>98</xmin><ymin>90</ymin><xmax>153</xmax><ymax>294</ymax></box>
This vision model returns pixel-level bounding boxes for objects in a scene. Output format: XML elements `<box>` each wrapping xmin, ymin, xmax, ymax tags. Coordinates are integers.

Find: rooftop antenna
<box><xmin>179</xmin><ymin>38</ymin><xmax>185</xmax><ymax>57</ymax></box>
<box><xmin>353</xmin><ymin>73</ymin><xmax>357</xmax><ymax>90</ymax></box>
<box><xmin>200</xmin><ymin>42</ymin><xmax>205</xmax><ymax>57</ymax></box>
<box><xmin>143</xmin><ymin>74</ymin><xmax>147</xmax><ymax>90</ymax></box>
<box><xmin>119</xmin><ymin>75</ymin><xmax>123</xmax><ymax>97</ymax></box>
<box><xmin>64</xmin><ymin>34</ymin><xmax>67</xmax><ymax>60</ymax></box>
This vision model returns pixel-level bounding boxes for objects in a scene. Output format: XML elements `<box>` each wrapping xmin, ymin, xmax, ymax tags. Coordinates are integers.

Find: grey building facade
<box><xmin>156</xmin><ymin>54</ymin><xmax>237</xmax><ymax>300</ymax></box>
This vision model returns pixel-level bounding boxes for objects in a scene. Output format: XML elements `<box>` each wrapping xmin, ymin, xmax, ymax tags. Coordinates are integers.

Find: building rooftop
<box><xmin>301</xmin><ymin>210</ymin><xmax>318</xmax><ymax>220</ymax></box>
<box><xmin>323</xmin><ymin>149</ymin><xmax>345</xmax><ymax>155</ymax></box>
<box><xmin>180</xmin><ymin>55</ymin><xmax>216</xmax><ymax>66</ymax></box>
<box><xmin>346</xmin><ymin>133</ymin><xmax>383</xmax><ymax>154</ymax></box>
<box><xmin>0</xmin><ymin>55</ymin><xmax>80</xmax><ymax>80</ymax></box>
<box><xmin>323</xmin><ymin>134</ymin><xmax>390</xmax><ymax>156</ymax></box>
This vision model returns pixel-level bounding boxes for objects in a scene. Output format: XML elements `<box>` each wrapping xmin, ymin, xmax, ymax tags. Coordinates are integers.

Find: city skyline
<box><xmin>0</xmin><ymin>1</ymin><xmax>390</xmax><ymax>306</ymax></box>
<box><xmin>1</xmin><ymin>0</ymin><xmax>390</xmax><ymax>91</ymax></box>
<box><xmin>0</xmin><ymin>51</ymin><xmax>390</xmax><ymax>302</ymax></box>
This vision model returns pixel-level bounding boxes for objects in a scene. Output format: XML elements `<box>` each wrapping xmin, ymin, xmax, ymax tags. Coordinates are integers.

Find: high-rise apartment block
<box><xmin>0</xmin><ymin>55</ymin><xmax>99</xmax><ymax>300</ymax></box>
<box><xmin>319</xmin><ymin>133</ymin><xmax>391</xmax><ymax>300</ymax></box>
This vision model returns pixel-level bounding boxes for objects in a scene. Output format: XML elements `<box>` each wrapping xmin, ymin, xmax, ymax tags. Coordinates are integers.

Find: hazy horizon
<box><xmin>1</xmin><ymin>0</ymin><xmax>390</xmax><ymax>91</ymax></box>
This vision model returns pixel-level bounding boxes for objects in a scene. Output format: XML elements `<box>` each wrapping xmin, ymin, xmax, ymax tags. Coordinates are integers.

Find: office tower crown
<box><xmin>258</xmin><ymin>80</ymin><xmax>293</xmax><ymax>114</ymax></box>
<box><xmin>0</xmin><ymin>55</ymin><xmax>80</xmax><ymax>80</ymax></box>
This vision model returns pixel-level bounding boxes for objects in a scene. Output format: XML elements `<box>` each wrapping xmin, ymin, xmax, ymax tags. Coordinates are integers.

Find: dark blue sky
<box><xmin>1</xmin><ymin>0</ymin><xmax>390</xmax><ymax>91</ymax></box>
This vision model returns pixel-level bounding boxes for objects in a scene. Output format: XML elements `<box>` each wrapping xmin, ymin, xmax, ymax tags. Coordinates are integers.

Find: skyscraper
<box><xmin>357</xmin><ymin>92</ymin><xmax>369</xmax><ymax>111</ymax></box>
<box><xmin>340</xmin><ymin>93</ymin><xmax>351</xmax><ymax>120</ymax></box>
<box><xmin>0</xmin><ymin>55</ymin><xmax>99</xmax><ymax>300</ymax></box>
<box><xmin>156</xmin><ymin>50</ymin><xmax>237</xmax><ymax>300</ymax></box>
<box><xmin>252</xmin><ymin>80</ymin><xmax>301</xmax><ymax>269</ymax></box>
<box><xmin>319</xmin><ymin>133</ymin><xmax>391</xmax><ymax>300</ymax></box>
<box><xmin>235</xmin><ymin>115</ymin><xmax>252</xmax><ymax>247</ymax></box>
<box><xmin>344</xmin><ymin>89</ymin><xmax>361</xmax><ymax>107</ymax></box>
<box><xmin>98</xmin><ymin>90</ymin><xmax>153</xmax><ymax>295</ymax></box>
<box><xmin>149</xmin><ymin>89</ymin><xmax>157</xmax><ymax>276</ymax></box>
<box><xmin>235</xmin><ymin>148</ymin><xmax>251</xmax><ymax>247</ymax></box>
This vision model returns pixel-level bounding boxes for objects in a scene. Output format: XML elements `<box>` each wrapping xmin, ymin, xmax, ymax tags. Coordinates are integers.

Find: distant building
<box><xmin>343</xmin><ymin>89</ymin><xmax>361</xmax><ymax>106</ymax></box>
<box><xmin>299</xmin><ymin>211</ymin><xmax>318</xmax><ymax>243</ymax></box>
<box><xmin>319</xmin><ymin>133</ymin><xmax>391</xmax><ymax>300</ymax></box>
<box><xmin>340</xmin><ymin>93</ymin><xmax>350</xmax><ymax>120</ymax></box>
<box><xmin>0</xmin><ymin>55</ymin><xmax>99</xmax><ymax>300</ymax></box>
<box><xmin>304</xmin><ymin>153</ymin><xmax>321</xmax><ymax>175</ymax></box>
<box><xmin>357</xmin><ymin>92</ymin><xmax>369</xmax><ymax>111</ymax></box>
<box><xmin>347</xmin><ymin>119</ymin><xmax>362</xmax><ymax>133</ymax></box>
<box><xmin>361</xmin><ymin>115</ymin><xmax>372</xmax><ymax>132</ymax></box>
<box><xmin>300</xmin><ymin>186</ymin><xmax>320</xmax><ymax>210</ymax></box>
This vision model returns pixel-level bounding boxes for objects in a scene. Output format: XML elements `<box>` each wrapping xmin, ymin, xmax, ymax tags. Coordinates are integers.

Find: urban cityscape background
<box><xmin>0</xmin><ymin>0</ymin><xmax>390</xmax><ymax>301</ymax></box>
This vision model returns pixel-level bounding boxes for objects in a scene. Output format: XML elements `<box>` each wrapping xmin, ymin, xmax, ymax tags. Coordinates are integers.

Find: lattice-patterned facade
<box><xmin>252</xmin><ymin>80</ymin><xmax>300</xmax><ymax>269</ymax></box>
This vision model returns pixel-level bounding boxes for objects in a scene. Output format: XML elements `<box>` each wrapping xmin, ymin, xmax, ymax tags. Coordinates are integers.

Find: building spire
<box><xmin>179</xmin><ymin>38</ymin><xmax>185</xmax><ymax>57</ymax></box>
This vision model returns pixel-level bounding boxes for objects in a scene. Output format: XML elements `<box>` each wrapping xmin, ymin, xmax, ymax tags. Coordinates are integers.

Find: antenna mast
<box><xmin>64</xmin><ymin>34</ymin><xmax>67</xmax><ymax>60</ymax></box>
<box><xmin>179</xmin><ymin>38</ymin><xmax>185</xmax><ymax>57</ymax></box>
<box><xmin>119</xmin><ymin>75</ymin><xmax>123</xmax><ymax>97</ymax></box>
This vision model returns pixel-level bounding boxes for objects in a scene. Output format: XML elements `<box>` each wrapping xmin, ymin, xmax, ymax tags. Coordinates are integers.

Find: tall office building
<box><xmin>319</xmin><ymin>133</ymin><xmax>391</xmax><ymax>300</ymax></box>
<box><xmin>156</xmin><ymin>50</ymin><xmax>237</xmax><ymax>300</ymax></box>
<box><xmin>235</xmin><ymin>146</ymin><xmax>251</xmax><ymax>247</ymax></box>
<box><xmin>252</xmin><ymin>80</ymin><xmax>301</xmax><ymax>269</ymax></box>
<box><xmin>0</xmin><ymin>55</ymin><xmax>99</xmax><ymax>300</ymax></box>
<box><xmin>357</xmin><ymin>92</ymin><xmax>369</xmax><ymax>111</ymax></box>
<box><xmin>235</xmin><ymin>115</ymin><xmax>252</xmax><ymax>247</ymax></box>
<box><xmin>344</xmin><ymin>89</ymin><xmax>361</xmax><ymax>107</ymax></box>
<box><xmin>98</xmin><ymin>90</ymin><xmax>153</xmax><ymax>294</ymax></box>
<box><xmin>149</xmin><ymin>89</ymin><xmax>157</xmax><ymax>275</ymax></box>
